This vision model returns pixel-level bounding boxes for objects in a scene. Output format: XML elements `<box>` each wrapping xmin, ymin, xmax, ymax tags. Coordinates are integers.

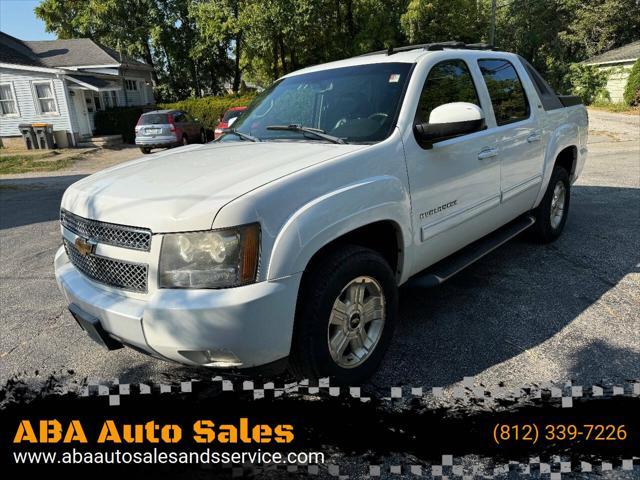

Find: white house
<box><xmin>583</xmin><ymin>40</ymin><xmax>640</xmax><ymax>104</ymax></box>
<box><xmin>0</xmin><ymin>31</ymin><xmax>155</xmax><ymax>147</ymax></box>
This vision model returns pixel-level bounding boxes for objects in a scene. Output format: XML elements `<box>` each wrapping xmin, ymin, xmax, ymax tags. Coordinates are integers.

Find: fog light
<box><xmin>178</xmin><ymin>349</ymin><xmax>242</xmax><ymax>367</ymax></box>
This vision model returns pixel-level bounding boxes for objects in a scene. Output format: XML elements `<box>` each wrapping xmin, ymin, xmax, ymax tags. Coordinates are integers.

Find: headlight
<box><xmin>159</xmin><ymin>224</ymin><xmax>260</xmax><ymax>289</ymax></box>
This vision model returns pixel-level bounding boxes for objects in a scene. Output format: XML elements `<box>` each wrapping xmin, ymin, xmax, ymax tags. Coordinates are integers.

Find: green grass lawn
<box><xmin>0</xmin><ymin>150</ymin><xmax>78</xmax><ymax>174</ymax></box>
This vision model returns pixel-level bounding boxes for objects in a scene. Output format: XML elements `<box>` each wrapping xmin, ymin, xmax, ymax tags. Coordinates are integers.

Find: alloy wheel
<box><xmin>327</xmin><ymin>276</ymin><xmax>386</xmax><ymax>368</ymax></box>
<box><xmin>550</xmin><ymin>180</ymin><xmax>566</xmax><ymax>229</ymax></box>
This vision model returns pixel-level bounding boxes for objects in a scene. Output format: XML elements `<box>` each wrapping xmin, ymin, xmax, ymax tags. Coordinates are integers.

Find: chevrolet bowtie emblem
<box><xmin>74</xmin><ymin>237</ymin><xmax>96</xmax><ymax>257</ymax></box>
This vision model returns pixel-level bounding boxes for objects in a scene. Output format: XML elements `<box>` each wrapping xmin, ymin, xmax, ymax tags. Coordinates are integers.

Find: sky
<box><xmin>0</xmin><ymin>0</ymin><xmax>56</xmax><ymax>40</ymax></box>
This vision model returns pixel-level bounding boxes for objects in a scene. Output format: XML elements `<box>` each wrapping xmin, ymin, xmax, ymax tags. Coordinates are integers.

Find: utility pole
<box><xmin>490</xmin><ymin>0</ymin><xmax>497</xmax><ymax>46</ymax></box>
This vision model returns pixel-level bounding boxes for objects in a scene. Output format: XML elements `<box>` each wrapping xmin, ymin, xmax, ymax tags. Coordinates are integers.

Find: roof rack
<box><xmin>359</xmin><ymin>41</ymin><xmax>498</xmax><ymax>57</ymax></box>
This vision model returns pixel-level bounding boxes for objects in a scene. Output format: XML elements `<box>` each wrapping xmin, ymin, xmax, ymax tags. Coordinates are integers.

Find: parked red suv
<box><xmin>214</xmin><ymin>106</ymin><xmax>247</xmax><ymax>139</ymax></box>
<box><xmin>135</xmin><ymin>110</ymin><xmax>206</xmax><ymax>154</ymax></box>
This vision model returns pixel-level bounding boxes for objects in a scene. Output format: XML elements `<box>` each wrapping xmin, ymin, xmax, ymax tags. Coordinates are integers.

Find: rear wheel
<box><xmin>530</xmin><ymin>165</ymin><xmax>571</xmax><ymax>242</ymax></box>
<box><xmin>200</xmin><ymin>129</ymin><xmax>207</xmax><ymax>143</ymax></box>
<box><xmin>289</xmin><ymin>245</ymin><xmax>398</xmax><ymax>384</ymax></box>
<box><xmin>140</xmin><ymin>147</ymin><xmax>151</xmax><ymax>154</ymax></box>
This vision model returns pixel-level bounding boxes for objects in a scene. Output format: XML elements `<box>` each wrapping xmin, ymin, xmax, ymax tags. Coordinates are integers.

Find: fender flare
<box><xmin>534</xmin><ymin>123</ymin><xmax>579</xmax><ymax>207</ymax></box>
<box><xmin>266</xmin><ymin>175</ymin><xmax>412</xmax><ymax>281</ymax></box>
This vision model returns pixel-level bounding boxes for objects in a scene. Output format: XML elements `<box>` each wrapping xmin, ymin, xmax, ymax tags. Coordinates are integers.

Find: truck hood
<box><xmin>62</xmin><ymin>141</ymin><xmax>366</xmax><ymax>232</ymax></box>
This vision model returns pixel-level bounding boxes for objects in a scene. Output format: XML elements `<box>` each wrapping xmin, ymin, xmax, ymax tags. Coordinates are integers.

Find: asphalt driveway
<box><xmin>1</xmin><ymin>110</ymin><xmax>638</xmax><ymax>390</ymax></box>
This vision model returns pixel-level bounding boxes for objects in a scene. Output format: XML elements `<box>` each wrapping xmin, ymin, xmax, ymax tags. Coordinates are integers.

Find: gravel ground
<box><xmin>0</xmin><ymin>145</ymin><xmax>143</xmax><ymax>180</ymax></box>
<box><xmin>0</xmin><ymin>109</ymin><xmax>638</xmax><ymax>390</ymax></box>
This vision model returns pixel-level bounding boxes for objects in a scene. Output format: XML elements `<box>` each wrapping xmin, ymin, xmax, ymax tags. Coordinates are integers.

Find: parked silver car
<box><xmin>135</xmin><ymin>109</ymin><xmax>207</xmax><ymax>154</ymax></box>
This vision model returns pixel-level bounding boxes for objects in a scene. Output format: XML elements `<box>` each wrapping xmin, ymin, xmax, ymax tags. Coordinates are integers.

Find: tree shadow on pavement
<box><xmin>567</xmin><ymin>339</ymin><xmax>640</xmax><ymax>385</ymax></box>
<box><xmin>0</xmin><ymin>175</ymin><xmax>86</xmax><ymax>230</ymax></box>
<box><xmin>372</xmin><ymin>184</ymin><xmax>639</xmax><ymax>387</ymax></box>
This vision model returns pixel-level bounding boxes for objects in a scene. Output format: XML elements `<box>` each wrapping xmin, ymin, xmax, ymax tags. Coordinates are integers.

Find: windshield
<box><xmin>221</xmin><ymin>62</ymin><xmax>413</xmax><ymax>144</ymax></box>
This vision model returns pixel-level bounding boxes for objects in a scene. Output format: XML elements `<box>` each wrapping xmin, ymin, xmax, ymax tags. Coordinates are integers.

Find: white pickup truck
<box><xmin>55</xmin><ymin>42</ymin><xmax>588</xmax><ymax>383</ymax></box>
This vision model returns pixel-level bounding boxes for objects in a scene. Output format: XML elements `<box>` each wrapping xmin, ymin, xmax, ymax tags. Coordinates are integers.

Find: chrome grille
<box><xmin>63</xmin><ymin>239</ymin><xmax>148</xmax><ymax>293</ymax></box>
<box><xmin>61</xmin><ymin>209</ymin><xmax>151</xmax><ymax>251</ymax></box>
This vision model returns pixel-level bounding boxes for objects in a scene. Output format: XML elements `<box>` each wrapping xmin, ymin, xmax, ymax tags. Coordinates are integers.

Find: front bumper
<box><xmin>54</xmin><ymin>246</ymin><xmax>301</xmax><ymax>368</ymax></box>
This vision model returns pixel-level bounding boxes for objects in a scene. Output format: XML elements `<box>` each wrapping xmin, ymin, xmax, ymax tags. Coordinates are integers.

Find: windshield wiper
<box><xmin>266</xmin><ymin>124</ymin><xmax>347</xmax><ymax>144</ymax></box>
<box><xmin>222</xmin><ymin>128</ymin><xmax>261</xmax><ymax>142</ymax></box>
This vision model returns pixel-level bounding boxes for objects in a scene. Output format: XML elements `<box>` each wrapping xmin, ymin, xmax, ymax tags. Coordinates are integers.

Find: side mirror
<box><xmin>414</xmin><ymin>102</ymin><xmax>485</xmax><ymax>148</ymax></box>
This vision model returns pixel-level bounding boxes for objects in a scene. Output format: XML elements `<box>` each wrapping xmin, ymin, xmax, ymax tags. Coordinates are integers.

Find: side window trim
<box><xmin>477</xmin><ymin>58</ymin><xmax>532</xmax><ymax>127</ymax></box>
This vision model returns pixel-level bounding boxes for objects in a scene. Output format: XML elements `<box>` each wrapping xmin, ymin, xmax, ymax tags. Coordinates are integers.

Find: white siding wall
<box><xmin>115</xmin><ymin>87</ymin><xmax>127</xmax><ymax>106</ymax></box>
<box><xmin>120</xmin><ymin>67</ymin><xmax>154</xmax><ymax>106</ymax></box>
<box><xmin>67</xmin><ymin>84</ymin><xmax>81</xmax><ymax>134</ymax></box>
<box><xmin>124</xmin><ymin>81</ymin><xmax>142</xmax><ymax>105</ymax></box>
<box><xmin>0</xmin><ymin>67</ymin><xmax>73</xmax><ymax>137</ymax></box>
<box><xmin>598</xmin><ymin>64</ymin><xmax>633</xmax><ymax>103</ymax></box>
<box><xmin>142</xmin><ymin>83</ymin><xmax>154</xmax><ymax>104</ymax></box>
<box><xmin>122</xmin><ymin>78</ymin><xmax>153</xmax><ymax>105</ymax></box>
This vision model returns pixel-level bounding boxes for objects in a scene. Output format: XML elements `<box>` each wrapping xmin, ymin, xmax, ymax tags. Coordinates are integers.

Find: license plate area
<box><xmin>69</xmin><ymin>304</ymin><xmax>123</xmax><ymax>350</ymax></box>
<box><xmin>145</xmin><ymin>128</ymin><xmax>161</xmax><ymax>135</ymax></box>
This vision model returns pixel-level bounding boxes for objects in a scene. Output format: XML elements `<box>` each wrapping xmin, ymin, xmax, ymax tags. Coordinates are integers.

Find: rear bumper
<box><xmin>135</xmin><ymin>135</ymin><xmax>178</xmax><ymax>147</ymax></box>
<box><xmin>54</xmin><ymin>246</ymin><xmax>302</xmax><ymax>368</ymax></box>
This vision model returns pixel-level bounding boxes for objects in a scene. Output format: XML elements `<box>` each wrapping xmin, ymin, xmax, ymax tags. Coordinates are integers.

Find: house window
<box><xmin>0</xmin><ymin>83</ymin><xmax>18</xmax><ymax>115</ymax></box>
<box><xmin>33</xmin><ymin>81</ymin><xmax>58</xmax><ymax>114</ymax></box>
<box><xmin>111</xmin><ymin>91</ymin><xmax>118</xmax><ymax>106</ymax></box>
<box><xmin>125</xmin><ymin>79</ymin><xmax>138</xmax><ymax>91</ymax></box>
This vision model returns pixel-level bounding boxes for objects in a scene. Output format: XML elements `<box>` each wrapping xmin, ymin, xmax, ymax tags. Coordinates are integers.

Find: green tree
<box><xmin>189</xmin><ymin>0</ymin><xmax>241</xmax><ymax>92</ymax></box>
<box><xmin>565</xmin><ymin>63</ymin><xmax>610</xmax><ymax>105</ymax></box>
<box><xmin>400</xmin><ymin>0</ymin><xmax>487</xmax><ymax>44</ymax></box>
<box><xmin>34</xmin><ymin>0</ymin><xmax>639</xmax><ymax>101</ymax></box>
<box><xmin>35</xmin><ymin>0</ymin><xmax>160</xmax><ymax>83</ymax></box>
<box><xmin>560</xmin><ymin>0</ymin><xmax>640</xmax><ymax>58</ymax></box>
<box><xmin>492</xmin><ymin>0</ymin><xmax>640</xmax><ymax>92</ymax></box>
<box><xmin>623</xmin><ymin>58</ymin><xmax>640</xmax><ymax>106</ymax></box>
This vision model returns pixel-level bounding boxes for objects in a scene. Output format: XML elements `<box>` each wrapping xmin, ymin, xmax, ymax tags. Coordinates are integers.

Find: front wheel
<box><xmin>139</xmin><ymin>147</ymin><xmax>151</xmax><ymax>154</ymax></box>
<box><xmin>530</xmin><ymin>165</ymin><xmax>571</xmax><ymax>242</ymax></box>
<box><xmin>289</xmin><ymin>245</ymin><xmax>398</xmax><ymax>384</ymax></box>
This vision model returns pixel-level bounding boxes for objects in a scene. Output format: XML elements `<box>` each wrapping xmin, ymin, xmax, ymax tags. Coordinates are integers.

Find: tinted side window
<box><xmin>519</xmin><ymin>57</ymin><xmax>564</xmax><ymax>111</ymax></box>
<box><xmin>478</xmin><ymin>59</ymin><xmax>530</xmax><ymax>125</ymax></box>
<box><xmin>415</xmin><ymin>60</ymin><xmax>480</xmax><ymax>124</ymax></box>
<box><xmin>173</xmin><ymin>112</ymin><xmax>185</xmax><ymax>123</ymax></box>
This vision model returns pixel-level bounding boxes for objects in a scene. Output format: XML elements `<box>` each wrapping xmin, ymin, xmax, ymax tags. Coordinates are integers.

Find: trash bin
<box><xmin>18</xmin><ymin>123</ymin><xmax>39</xmax><ymax>150</ymax></box>
<box><xmin>32</xmin><ymin>123</ymin><xmax>56</xmax><ymax>149</ymax></box>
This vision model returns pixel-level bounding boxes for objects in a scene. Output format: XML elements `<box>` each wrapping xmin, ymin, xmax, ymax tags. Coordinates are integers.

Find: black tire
<box><xmin>530</xmin><ymin>165</ymin><xmax>571</xmax><ymax>243</ymax></box>
<box><xmin>140</xmin><ymin>147</ymin><xmax>151</xmax><ymax>154</ymax></box>
<box><xmin>182</xmin><ymin>134</ymin><xmax>188</xmax><ymax>146</ymax></box>
<box><xmin>289</xmin><ymin>245</ymin><xmax>398</xmax><ymax>384</ymax></box>
<box><xmin>200</xmin><ymin>129</ymin><xmax>207</xmax><ymax>143</ymax></box>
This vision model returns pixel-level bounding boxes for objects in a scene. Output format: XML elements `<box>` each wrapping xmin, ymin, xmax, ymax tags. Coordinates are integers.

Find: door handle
<box><xmin>527</xmin><ymin>132</ymin><xmax>542</xmax><ymax>143</ymax></box>
<box><xmin>478</xmin><ymin>147</ymin><xmax>498</xmax><ymax>160</ymax></box>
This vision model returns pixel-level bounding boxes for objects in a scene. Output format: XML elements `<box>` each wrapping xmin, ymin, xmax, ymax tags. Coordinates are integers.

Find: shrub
<box><xmin>94</xmin><ymin>106</ymin><xmax>145</xmax><ymax>144</ymax></box>
<box><xmin>566</xmin><ymin>64</ymin><xmax>610</xmax><ymax>105</ymax></box>
<box><xmin>158</xmin><ymin>93</ymin><xmax>258</xmax><ymax>130</ymax></box>
<box><xmin>623</xmin><ymin>58</ymin><xmax>640</xmax><ymax>106</ymax></box>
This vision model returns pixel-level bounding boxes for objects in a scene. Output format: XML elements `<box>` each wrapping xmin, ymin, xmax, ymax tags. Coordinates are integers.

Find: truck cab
<box><xmin>55</xmin><ymin>43</ymin><xmax>588</xmax><ymax>384</ymax></box>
